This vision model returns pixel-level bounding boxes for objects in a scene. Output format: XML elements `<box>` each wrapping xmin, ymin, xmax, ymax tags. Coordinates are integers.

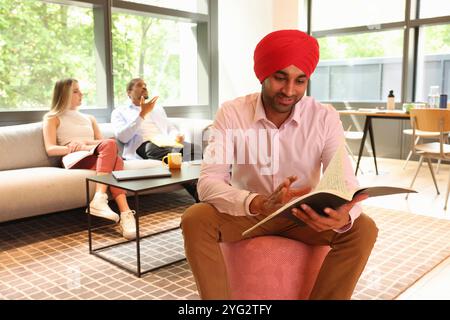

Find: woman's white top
<box><xmin>56</xmin><ymin>109</ymin><xmax>94</xmax><ymax>146</ymax></box>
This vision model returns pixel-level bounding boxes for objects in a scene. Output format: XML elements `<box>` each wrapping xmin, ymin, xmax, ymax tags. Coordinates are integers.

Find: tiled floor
<box><xmin>0</xmin><ymin>191</ymin><xmax>199</xmax><ymax>300</ymax></box>
<box><xmin>357</xmin><ymin>157</ymin><xmax>450</xmax><ymax>220</ymax></box>
<box><xmin>356</xmin><ymin>156</ymin><xmax>450</xmax><ymax>299</ymax></box>
<box><xmin>355</xmin><ymin>205</ymin><xmax>450</xmax><ymax>299</ymax></box>
<box><xmin>2</xmin><ymin>158</ymin><xmax>450</xmax><ymax>300</ymax></box>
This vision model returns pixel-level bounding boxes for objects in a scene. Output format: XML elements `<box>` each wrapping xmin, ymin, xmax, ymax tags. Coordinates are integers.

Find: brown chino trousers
<box><xmin>181</xmin><ymin>203</ymin><xmax>378</xmax><ymax>300</ymax></box>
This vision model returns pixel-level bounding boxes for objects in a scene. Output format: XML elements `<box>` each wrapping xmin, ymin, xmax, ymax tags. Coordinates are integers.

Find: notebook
<box><xmin>112</xmin><ymin>167</ymin><xmax>172</xmax><ymax>181</ymax></box>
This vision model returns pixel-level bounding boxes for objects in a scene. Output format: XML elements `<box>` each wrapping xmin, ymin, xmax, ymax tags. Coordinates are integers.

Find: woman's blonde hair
<box><xmin>44</xmin><ymin>78</ymin><xmax>77</xmax><ymax>119</ymax></box>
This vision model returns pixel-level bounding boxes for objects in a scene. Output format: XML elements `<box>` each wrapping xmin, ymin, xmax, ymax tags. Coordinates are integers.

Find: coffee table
<box><xmin>86</xmin><ymin>164</ymin><xmax>200</xmax><ymax>277</ymax></box>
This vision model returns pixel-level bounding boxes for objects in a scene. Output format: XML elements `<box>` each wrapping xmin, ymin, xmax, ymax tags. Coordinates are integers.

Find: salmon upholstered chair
<box><xmin>220</xmin><ymin>236</ymin><xmax>330</xmax><ymax>300</ymax></box>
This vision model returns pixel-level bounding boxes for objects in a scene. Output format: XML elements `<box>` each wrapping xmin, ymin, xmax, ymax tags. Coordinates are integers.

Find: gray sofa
<box><xmin>0</xmin><ymin>118</ymin><xmax>212</xmax><ymax>223</ymax></box>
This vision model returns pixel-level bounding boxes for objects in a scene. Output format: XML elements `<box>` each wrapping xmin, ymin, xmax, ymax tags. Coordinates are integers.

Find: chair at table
<box><xmin>322</xmin><ymin>104</ymin><xmax>365</xmax><ymax>174</ymax></box>
<box><xmin>406</xmin><ymin>109</ymin><xmax>450</xmax><ymax>209</ymax></box>
<box><xmin>220</xmin><ymin>236</ymin><xmax>330</xmax><ymax>299</ymax></box>
<box><xmin>402</xmin><ymin>128</ymin><xmax>445</xmax><ymax>173</ymax></box>
<box><xmin>344</xmin><ymin>125</ymin><xmax>365</xmax><ymax>175</ymax></box>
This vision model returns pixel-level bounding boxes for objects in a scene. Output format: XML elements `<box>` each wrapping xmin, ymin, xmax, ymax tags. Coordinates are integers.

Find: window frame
<box><xmin>0</xmin><ymin>0</ymin><xmax>218</xmax><ymax>125</ymax></box>
<box><xmin>307</xmin><ymin>0</ymin><xmax>450</xmax><ymax>109</ymax></box>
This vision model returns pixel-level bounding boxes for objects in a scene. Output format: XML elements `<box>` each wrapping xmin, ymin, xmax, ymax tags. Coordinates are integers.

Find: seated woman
<box><xmin>42</xmin><ymin>78</ymin><xmax>136</xmax><ymax>240</ymax></box>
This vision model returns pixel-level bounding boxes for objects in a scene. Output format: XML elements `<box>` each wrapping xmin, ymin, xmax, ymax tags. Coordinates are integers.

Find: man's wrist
<box><xmin>334</xmin><ymin>213</ymin><xmax>353</xmax><ymax>233</ymax></box>
<box><xmin>249</xmin><ymin>195</ymin><xmax>267</xmax><ymax>215</ymax></box>
<box><xmin>342</xmin><ymin>215</ymin><xmax>352</xmax><ymax>228</ymax></box>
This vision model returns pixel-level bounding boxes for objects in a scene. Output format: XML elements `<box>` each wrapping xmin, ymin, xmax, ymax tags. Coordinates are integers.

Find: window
<box><xmin>418</xmin><ymin>0</ymin><xmax>450</xmax><ymax>19</ymax></box>
<box><xmin>310</xmin><ymin>0</ymin><xmax>450</xmax><ymax>105</ymax></box>
<box><xmin>311</xmin><ymin>30</ymin><xmax>404</xmax><ymax>102</ymax></box>
<box><xmin>112</xmin><ymin>12</ymin><xmax>207</xmax><ymax>107</ymax></box>
<box><xmin>307</xmin><ymin>0</ymin><xmax>450</xmax><ymax>160</ymax></box>
<box><xmin>415</xmin><ymin>24</ymin><xmax>450</xmax><ymax>102</ymax></box>
<box><xmin>311</xmin><ymin>0</ymin><xmax>405</xmax><ymax>32</ymax></box>
<box><xmin>121</xmin><ymin>0</ymin><xmax>208</xmax><ymax>14</ymax></box>
<box><xmin>310</xmin><ymin>0</ymin><xmax>405</xmax><ymax>104</ymax></box>
<box><xmin>0</xmin><ymin>0</ymin><xmax>215</xmax><ymax>124</ymax></box>
<box><xmin>0</xmin><ymin>0</ymin><xmax>99</xmax><ymax>111</ymax></box>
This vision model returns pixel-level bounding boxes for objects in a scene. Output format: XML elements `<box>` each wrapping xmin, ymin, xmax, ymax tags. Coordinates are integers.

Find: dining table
<box><xmin>338</xmin><ymin>109</ymin><xmax>410</xmax><ymax>175</ymax></box>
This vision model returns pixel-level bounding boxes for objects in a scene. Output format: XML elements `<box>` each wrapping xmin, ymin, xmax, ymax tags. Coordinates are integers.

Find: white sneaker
<box><xmin>88</xmin><ymin>193</ymin><xmax>120</xmax><ymax>223</ymax></box>
<box><xmin>120</xmin><ymin>210</ymin><xmax>137</xmax><ymax>240</ymax></box>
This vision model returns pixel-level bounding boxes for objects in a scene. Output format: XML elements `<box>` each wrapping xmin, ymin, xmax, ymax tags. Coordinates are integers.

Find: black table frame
<box><xmin>86</xmin><ymin>167</ymin><xmax>199</xmax><ymax>277</ymax></box>
<box><xmin>355</xmin><ymin>114</ymin><xmax>410</xmax><ymax>176</ymax></box>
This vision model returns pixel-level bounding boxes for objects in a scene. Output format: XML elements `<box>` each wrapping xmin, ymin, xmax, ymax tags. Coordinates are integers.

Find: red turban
<box><xmin>253</xmin><ymin>30</ymin><xmax>320</xmax><ymax>83</ymax></box>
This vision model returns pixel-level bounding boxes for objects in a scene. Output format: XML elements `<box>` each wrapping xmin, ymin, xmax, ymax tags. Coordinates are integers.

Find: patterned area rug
<box><xmin>354</xmin><ymin>205</ymin><xmax>450</xmax><ymax>299</ymax></box>
<box><xmin>1</xmin><ymin>191</ymin><xmax>450</xmax><ymax>300</ymax></box>
<box><xmin>0</xmin><ymin>191</ymin><xmax>197</xmax><ymax>300</ymax></box>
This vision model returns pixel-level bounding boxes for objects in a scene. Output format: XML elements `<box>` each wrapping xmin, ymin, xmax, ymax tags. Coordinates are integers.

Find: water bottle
<box><xmin>428</xmin><ymin>86</ymin><xmax>440</xmax><ymax>109</ymax></box>
<box><xmin>387</xmin><ymin>90</ymin><xmax>395</xmax><ymax>110</ymax></box>
<box><xmin>440</xmin><ymin>94</ymin><xmax>448</xmax><ymax>109</ymax></box>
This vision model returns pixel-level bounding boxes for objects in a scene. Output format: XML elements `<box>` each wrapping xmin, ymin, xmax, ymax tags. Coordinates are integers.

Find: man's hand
<box><xmin>139</xmin><ymin>96</ymin><xmax>158</xmax><ymax>119</ymax></box>
<box><xmin>292</xmin><ymin>193</ymin><xmax>369</xmax><ymax>231</ymax></box>
<box><xmin>249</xmin><ymin>176</ymin><xmax>311</xmax><ymax>216</ymax></box>
<box><xmin>175</xmin><ymin>134</ymin><xmax>185</xmax><ymax>143</ymax></box>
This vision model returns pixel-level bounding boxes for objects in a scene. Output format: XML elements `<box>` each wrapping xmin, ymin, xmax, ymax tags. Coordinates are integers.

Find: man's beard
<box><xmin>262</xmin><ymin>92</ymin><xmax>300</xmax><ymax>114</ymax></box>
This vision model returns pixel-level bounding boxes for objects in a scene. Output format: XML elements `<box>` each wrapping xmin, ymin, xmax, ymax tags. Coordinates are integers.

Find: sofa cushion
<box><xmin>0</xmin><ymin>117</ymin><xmax>208</xmax><ymax>222</ymax></box>
<box><xmin>0</xmin><ymin>122</ymin><xmax>61</xmax><ymax>171</ymax></box>
<box><xmin>98</xmin><ymin>122</ymin><xmax>115</xmax><ymax>139</ymax></box>
<box><xmin>0</xmin><ymin>167</ymin><xmax>97</xmax><ymax>222</ymax></box>
<box><xmin>0</xmin><ymin>160</ymin><xmax>184</xmax><ymax>222</ymax></box>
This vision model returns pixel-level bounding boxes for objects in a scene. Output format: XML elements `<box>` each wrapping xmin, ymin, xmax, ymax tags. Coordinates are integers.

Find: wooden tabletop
<box><xmin>339</xmin><ymin>109</ymin><xmax>410</xmax><ymax>118</ymax></box>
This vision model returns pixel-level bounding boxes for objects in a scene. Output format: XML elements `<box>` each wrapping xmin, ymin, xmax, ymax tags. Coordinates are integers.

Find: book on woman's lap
<box><xmin>242</xmin><ymin>143</ymin><xmax>416</xmax><ymax>237</ymax></box>
<box><xmin>62</xmin><ymin>143</ymin><xmax>100</xmax><ymax>169</ymax></box>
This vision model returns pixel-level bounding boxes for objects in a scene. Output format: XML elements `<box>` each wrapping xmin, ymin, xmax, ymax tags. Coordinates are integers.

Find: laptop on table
<box><xmin>112</xmin><ymin>167</ymin><xmax>172</xmax><ymax>181</ymax></box>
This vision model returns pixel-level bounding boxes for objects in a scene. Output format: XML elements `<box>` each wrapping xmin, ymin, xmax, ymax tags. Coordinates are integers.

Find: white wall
<box><xmin>217</xmin><ymin>0</ymin><xmax>302</xmax><ymax>107</ymax></box>
<box><xmin>273</xmin><ymin>0</ymin><xmax>300</xmax><ymax>30</ymax></box>
<box><xmin>218</xmin><ymin>0</ymin><xmax>272</xmax><ymax>105</ymax></box>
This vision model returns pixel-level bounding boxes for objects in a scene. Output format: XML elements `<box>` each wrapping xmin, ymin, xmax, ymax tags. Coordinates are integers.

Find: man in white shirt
<box><xmin>111</xmin><ymin>78</ymin><xmax>200</xmax><ymax>200</ymax></box>
<box><xmin>111</xmin><ymin>78</ymin><xmax>200</xmax><ymax>161</ymax></box>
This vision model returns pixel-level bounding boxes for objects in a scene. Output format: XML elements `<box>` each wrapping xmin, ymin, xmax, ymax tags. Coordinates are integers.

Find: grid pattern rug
<box><xmin>354</xmin><ymin>206</ymin><xmax>450</xmax><ymax>299</ymax></box>
<box><xmin>1</xmin><ymin>191</ymin><xmax>450</xmax><ymax>300</ymax></box>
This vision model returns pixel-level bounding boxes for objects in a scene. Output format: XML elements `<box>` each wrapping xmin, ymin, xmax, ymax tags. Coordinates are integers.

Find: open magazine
<box><xmin>62</xmin><ymin>143</ymin><xmax>100</xmax><ymax>169</ymax></box>
<box><xmin>242</xmin><ymin>143</ymin><xmax>416</xmax><ymax>237</ymax></box>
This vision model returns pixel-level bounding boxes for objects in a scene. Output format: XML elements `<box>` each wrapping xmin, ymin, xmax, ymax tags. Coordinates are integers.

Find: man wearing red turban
<box><xmin>181</xmin><ymin>30</ymin><xmax>378</xmax><ymax>300</ymax></box>
<box><xmin>253</xmin><ymin>29</ymin><xmax>320</xmax><ymax>83</ymax></box>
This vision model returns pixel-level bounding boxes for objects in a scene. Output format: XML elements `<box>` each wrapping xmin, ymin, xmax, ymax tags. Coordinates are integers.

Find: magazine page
<box><xmin>62</xmin><ymin>143</ymin><xmax>99</xmax><ymax>169</ymax></box>
<box><xmin>242</xmin><ymin>142</ymin><xmax>416</xmax><ymax>237</ymax></box>
<box><xmin>314</xmin><ymin>142</ymin><xmax>352</xmax><ymax>200</ymax></box>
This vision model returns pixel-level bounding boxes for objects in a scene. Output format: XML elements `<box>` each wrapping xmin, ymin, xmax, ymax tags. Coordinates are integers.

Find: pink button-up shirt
<box><xmin>198</xmin><ymin>93</ymin><xmax>361</xmax><ymax>230</ymax></box>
